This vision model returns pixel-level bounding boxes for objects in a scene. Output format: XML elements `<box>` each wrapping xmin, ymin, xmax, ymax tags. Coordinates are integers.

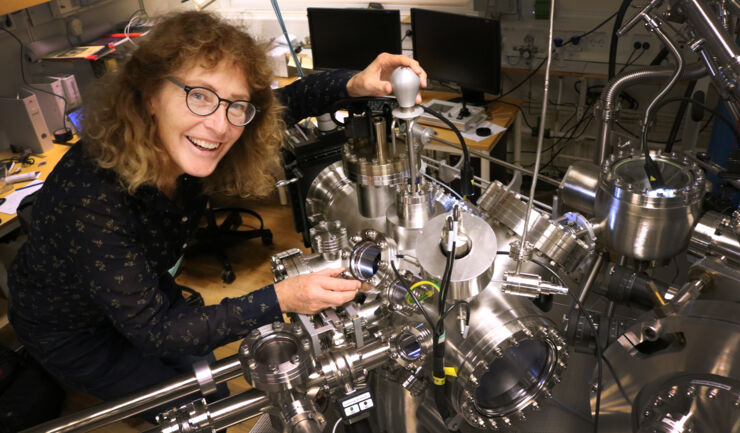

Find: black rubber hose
<box><xmin>608</xmin><ymin>0</ymin><xmax>634</xmax><ymax>80</ymax></box>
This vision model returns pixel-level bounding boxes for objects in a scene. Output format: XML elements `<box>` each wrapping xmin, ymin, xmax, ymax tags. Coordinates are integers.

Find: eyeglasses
<box><xmin>166</xmin><ymin>77</ymin><xmax>258</xmax><ymax>126</ymax></box>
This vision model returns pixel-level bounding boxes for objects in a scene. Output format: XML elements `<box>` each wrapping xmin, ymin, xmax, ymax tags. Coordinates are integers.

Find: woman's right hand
<box><xmin>274</xmin><ymin>268</ymin><xmax>361</xmax><ymax>314</ymax></box>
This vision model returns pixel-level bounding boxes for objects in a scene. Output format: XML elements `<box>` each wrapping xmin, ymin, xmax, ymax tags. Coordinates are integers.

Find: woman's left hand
<box><xmin>346</xmin><ymin>53</ymin><xmax>427</xmax><ymax>103</ymax></box>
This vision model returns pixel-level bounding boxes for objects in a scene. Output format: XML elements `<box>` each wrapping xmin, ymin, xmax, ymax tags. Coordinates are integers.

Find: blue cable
<box><xmin>270</xmin><ymin>0</ymin><xmax>305</xmax><ymax>78</ymax></box>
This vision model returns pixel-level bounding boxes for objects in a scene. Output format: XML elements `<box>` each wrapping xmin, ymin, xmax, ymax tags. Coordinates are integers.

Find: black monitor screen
<box><xmin>411</xmin><ymin>8</ymin><xmax>501</xmax><ymax>102</ymax></box>
<box><xmin>308</xmin><ymin>8</ymin><xmax>401</xmax><ymax>71</ymax></box>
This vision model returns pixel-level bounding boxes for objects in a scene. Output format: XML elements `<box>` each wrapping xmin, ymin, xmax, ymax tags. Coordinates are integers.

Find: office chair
<box><xmin>185</xmin><ymin>199</ymin><xmax>273</xmax><ymax>283</ymax></box>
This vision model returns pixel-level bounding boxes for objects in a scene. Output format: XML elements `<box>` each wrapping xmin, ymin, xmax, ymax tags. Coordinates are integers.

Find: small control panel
<box><xmin>418</xmin><ymin>99</ymin><xmax>487</xmax><ymax>132</ymax></box>
<box><xmin>337</xmin><ymin>388</ymin><xmax>374</xmax><ymax>422</ymax></box>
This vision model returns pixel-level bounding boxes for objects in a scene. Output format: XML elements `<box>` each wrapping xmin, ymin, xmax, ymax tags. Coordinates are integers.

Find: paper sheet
<box><xmin>0</xmin><ymin>182</ymin><xmax>44</xmax><ymax>214</ymax></box>
<box><xmin>460</xmin><ymin>121</ymin><xmax>508</xmax><ymax>142</ymax></box>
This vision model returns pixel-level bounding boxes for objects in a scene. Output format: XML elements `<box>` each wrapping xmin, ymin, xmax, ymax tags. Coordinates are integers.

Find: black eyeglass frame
<box><xmin>166</xmin><ymin>76</ymin><xmax>259</xmax><ymax>126</ymax></box>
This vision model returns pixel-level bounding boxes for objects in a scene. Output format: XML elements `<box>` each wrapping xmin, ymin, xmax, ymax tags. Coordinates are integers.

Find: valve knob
<box><xmin>390</xmin><ymin>66</ymin><xmax>419</xmax><ymax>109</ymax></box>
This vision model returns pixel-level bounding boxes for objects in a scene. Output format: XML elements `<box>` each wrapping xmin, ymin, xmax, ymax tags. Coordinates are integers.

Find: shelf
<box><xmin>1</xmin><ymin>0</ymin><xmax>49</xmax><ymax>16</ymax></box>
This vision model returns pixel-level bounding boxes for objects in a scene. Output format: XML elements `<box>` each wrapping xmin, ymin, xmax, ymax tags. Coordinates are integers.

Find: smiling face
<box><xmin>147</xmin><ymin>59</ymin><xmax>249</xmax><ymax>190</ymax></box>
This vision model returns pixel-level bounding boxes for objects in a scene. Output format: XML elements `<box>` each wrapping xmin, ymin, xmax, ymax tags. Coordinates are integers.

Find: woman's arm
<box><xmin>275</xmin><ymin>53</ymin><xmax>427</xmax><ymax>126</ymax></box>
<box><xmin>68</xmin><ymin>197</ymin><xmax>283</xmax><ymax>358</ymax></box>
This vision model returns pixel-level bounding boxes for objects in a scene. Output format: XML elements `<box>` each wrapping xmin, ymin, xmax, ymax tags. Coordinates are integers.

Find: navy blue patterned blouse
<box><xmin>8</xmin><ymin>70</ymin><xmax>355</xmax><ymax>359</ymax></box>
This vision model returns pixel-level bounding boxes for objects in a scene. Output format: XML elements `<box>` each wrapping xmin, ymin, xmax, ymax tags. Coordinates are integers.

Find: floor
<box><xmin>4</xmin><ymin>196</ymin><xmax>305</xmax><ymax>433</ymax></box>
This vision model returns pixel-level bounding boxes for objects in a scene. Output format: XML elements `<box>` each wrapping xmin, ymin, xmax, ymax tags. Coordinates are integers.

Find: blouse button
<box><xmin>183</xmin><ymin>242</ymin><xmax>188</xmax><ymax>249</ymax></box>
<box><xmin>181</xmin><ymin>216</ymin><xmax>189</xmax><ymax>223</ymax></box>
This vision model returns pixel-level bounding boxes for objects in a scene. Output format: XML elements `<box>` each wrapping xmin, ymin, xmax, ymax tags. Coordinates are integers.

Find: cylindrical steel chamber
<box><xmin>445</xmin><ymin>287</ymin><xmax>568</xmax><ymax>429</ymax></box>
<box><xmin>594</xmin><ymin>150</ymin><xmax>705</xmax><ymax>261</ymax></box>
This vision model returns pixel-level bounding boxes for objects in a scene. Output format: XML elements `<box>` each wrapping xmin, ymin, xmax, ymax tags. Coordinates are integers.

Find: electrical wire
<box><xmin>649</xmin><ymin>96</ymin><xmax>740</xmax><ymax>145</ymax></box>
<box><xmin>551</xmin><ymin>397</ymin><xmax>594</xmax><ymax>424</ymax></box>
<box><xmin>332</xmin><ymin>418</ymin><xmax>342</xmax><ymax>433</ymax></box>
<box><xmin>391</xmin><ymin>260</ymin><xmax>436</xmax><ymax>331</ymax></box>
<box><xmin>437</xmin><ymin>300</ymin><xmax>470</xmax><ymax>327</ymax></box>
<box><xmin>539</xmin><ymin>116</ymin><xmax>594</xmax><ymax>172</ymax></box>
<box><xmin>530</xmin><ymin>258</ymin><xmax>602</xmax><ymax>433</ymax></box>
<box><xmin>422</xmin><ymin>106</ymin><xmax>473</xmax><ymax>198</ymax></box>
<box><xmin>1</xmin><ymin>26</ymin><xmax>69</xmax><ymax>133</ymax></box>
<box><xmin>270</xmin><ymin>0</ymin><xmax>304</xmax><ymax>78</ymax></box>
<box><xmin>602</xmin><ymin>355</ymin><xmax>633</xmax><ymax>405</ymax></box>
<box><xmin>489</xmin><ymin>11</ymin><xmax>618</xmax><ymax>104</ymax></box>
<box><xmin>487</xmin><ymin>99</ymin><xmax>535</xmax><ymax>129</ymax></box>
<box><xmin>616</xmin><ymin>47</ymin><xmax>647</xmax><ymax>75</ymax></box>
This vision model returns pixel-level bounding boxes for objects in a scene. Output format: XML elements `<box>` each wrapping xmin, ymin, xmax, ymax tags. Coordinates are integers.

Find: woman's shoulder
<box><xmin>41</xmin><ymin>142</ymin><xmax>131</xmax><ymax>207</ymax></box>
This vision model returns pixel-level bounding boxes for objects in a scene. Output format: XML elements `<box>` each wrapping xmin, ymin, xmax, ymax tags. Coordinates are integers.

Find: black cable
<box><xmin>602</xmin><ymin>355</ymin><xmax>633</xmax><ymax>405</ymax></box>
<box><xmin>486</xmin><ymin>100</ymin><xmax>535</xmax><ymax>129</ymax></box>
<box><xmin>665</xmin><ymin>81</ymin><xmax>697</xmax><ymax>153</ymax></box>
<box><xmin>390</xmin><ymin>260</ymin><xmax>436</xmax><ymax>331</ymax></box>
<box><xmin>537</xmin><ymin>113</ymin><xmax>595</xmax><ymax>171</ymax></box>
<box><xmin>530</xmin><ymin>258</ymin><xmax>602</xmax><ymax>433</ymax></box>
<box><xmin>616</xmin><ymin>47</ymin><xmax>647</xmax><ymax>75</ymax></box>
<box><xmin>422</xmin><ymin>106</ymin><xmax>473</xmax><ymax>198</ymax></box>
<box><xmin>437</xmin><ymin>300</ymin><xmax>470</xmax><ymax>327</ymax></box>
<box><xmin>609</xmin><ymin>0</ymin><xmax>634</xmax><ymax>79</ymax></box>
<box><xmin>650</xmin><ymin>96</ymin><xmax>740</xmax><ymax>146</ymax></box>
<box><xmin>567</xmin><ymin>12</ymin><xmax>619</xmax><ymax>46</ymax></box>
<box><xmin>492</xmin><ymin>57</ymin><xmax>547</xmax><ymax>102</ymax></box>
<box><xmin>551</xmin><ymin>397</ymin><xmax>594</xmax><ymax>424</ymax></box>
<box><xmin>616</xmin><ymin>47</ymin><xmax>639</xmax><ymax>75</ymax></box>
<box><xmin>614</xmin><ymin>121</ymin><xmax>682</xmax><ymax>145</ymax></box>
<box><xmin>1</xmin><ymin>26</ymin><xmax>69</xmax><ymax>133</ymax></box>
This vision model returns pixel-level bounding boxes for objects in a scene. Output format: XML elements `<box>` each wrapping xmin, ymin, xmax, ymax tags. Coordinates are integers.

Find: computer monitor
<box><xmin>411</xmin><ymin>8</ymin><xmax>501</xmax><ymax>104</ymax></box>
<box><xmin>307</xmin><ymin>8</ymin><xmax>402</xmax><ymax>71</ymax></box>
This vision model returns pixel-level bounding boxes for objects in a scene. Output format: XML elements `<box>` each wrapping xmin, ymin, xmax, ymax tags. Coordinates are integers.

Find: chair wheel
<box><xmin>261</xmin><ymin>231</ymin><xmax>273</xmax><ymax>246</ymax></box>
<box><xmin>221</xmin><ymin>268</ymin><xmax>235</xmax><ymax>284</ymax></box>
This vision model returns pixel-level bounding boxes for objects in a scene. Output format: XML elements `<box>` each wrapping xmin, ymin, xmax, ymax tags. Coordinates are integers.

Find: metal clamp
<box><xmin>193</xmin><ymin>360</ymin><xmax>218</xmax><ymax>397</ymax></box>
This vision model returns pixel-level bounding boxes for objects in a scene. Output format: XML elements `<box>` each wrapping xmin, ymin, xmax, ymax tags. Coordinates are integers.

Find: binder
<box><xmin>49</xmin><ymin>73</ymin><xmax>82</xmax><ymax>110</ymax></box>
<box><xmin>26</xmin><ymin>77</ymin><xmax>66</xmax><ymax>133</ymax></box>
<box><xmin>0</xmin><ymin>89</ymin><xmax>54</xmax><ymax>154</ymax></box>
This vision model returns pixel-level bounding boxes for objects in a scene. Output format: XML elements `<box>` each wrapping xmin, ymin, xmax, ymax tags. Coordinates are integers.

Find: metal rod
<box><xmin>425</xmin><ymin>136</ymin><xmax>561</xmax><ymax>187</ymax></box>
<box><xmin>143</xmin><ymin>390</ymin><xmax>272</xmax><ymax>433</ymax></box>
<box><xmin>408</xmin><ymin>119</ymin><xmax>419</xmax><ymax>192</ymax></box>
<box><xmin>578</xmin><ymin>253</ymin><xmax>605</xmax><ymax>306</ymax></box>
<box><xmin>23</xmin><ymin>356</ymin><xmax>243</xmax><ymax>433</ymax></box>
<box><xmin>517</xmin><ymin>0</ymin><xmax>556</xmax><ymax>274</ymax></box>
<box><xmin>420</xmin><ymin>155</ymin><xmax>554</xmax><ymax>211</ymax></box>
<box><xmin>373</xmin><ymin>116</ymin><xmax>388</xmax><ymax>164</ymax></box>
<box><xmin>640</xmin><ymin>25</ymin><xmax>685</xmax><ymax>151</ymax></box>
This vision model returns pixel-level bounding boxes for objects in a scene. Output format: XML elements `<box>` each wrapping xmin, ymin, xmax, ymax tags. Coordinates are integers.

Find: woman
<box><xmin>7</xmin><ymin>11</ymin><xmax>426</xmax><ymax>419</ymax></box>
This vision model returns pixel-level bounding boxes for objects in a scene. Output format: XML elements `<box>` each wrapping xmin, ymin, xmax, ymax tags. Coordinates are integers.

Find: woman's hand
<box><xmin>346</xmin><ymin>53</ymin><xmax>428</xmax><ymax>103</ymax></box>
<box><xmin>274</xmin><ymin>268</ymin><xmax>361</xmax><ymax>314</ymax></box>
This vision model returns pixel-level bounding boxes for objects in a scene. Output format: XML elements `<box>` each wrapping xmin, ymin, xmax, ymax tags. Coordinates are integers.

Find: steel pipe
<box><xmin>595</xmin><ymin>63</ymin><xmax>707</xmax><ymax>164</ymax></box>
<box><xmin>23</xmin><ymin>356</ymin><xmax>243</xmax><ymax>433</ymax></box>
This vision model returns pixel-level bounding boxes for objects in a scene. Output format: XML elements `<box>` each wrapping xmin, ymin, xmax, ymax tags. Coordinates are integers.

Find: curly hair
<box><xmin>82</xmin><ymin>11</ymin><xmax>283</xmax><ymax>197</ymax></box>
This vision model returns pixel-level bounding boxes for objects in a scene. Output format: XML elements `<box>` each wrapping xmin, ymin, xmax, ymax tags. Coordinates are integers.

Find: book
<box><xmin>43</xmin><ymin>45</ymin><xmax>108</xmax><ymax>61</ymax></box>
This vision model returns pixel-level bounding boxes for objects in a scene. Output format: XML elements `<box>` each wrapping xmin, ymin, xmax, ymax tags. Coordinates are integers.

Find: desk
<box><xmin>0</xmin><ymin>143</ymin><xmax>71</xmax><ymax>238</ymax></box>
<box><xmin>274</xmin><ymin>78</ymin><xmax>522</xmax><ymax>181</ymax></box>
<box><xmin>420</xmin><ymin>90</ymin><xmax>523</xmax><ymax>181</ymax></box>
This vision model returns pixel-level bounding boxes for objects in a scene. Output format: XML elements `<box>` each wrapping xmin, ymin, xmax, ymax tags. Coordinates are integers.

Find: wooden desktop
<box><xmin>0</xmin><ymin>143</ymin><xmax>71</xmax><ymax>238</ymax></box>
<box><xmin>419</xmin><ymin>90</ymin><xmax>522</xmax><ymax>181</ymax></box>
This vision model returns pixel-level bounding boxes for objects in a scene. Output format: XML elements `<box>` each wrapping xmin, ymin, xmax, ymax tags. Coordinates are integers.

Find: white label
<box><xmin>343</xmin><ymin>392</ymin><xmax>372</xmax><ymax>407</ymax></box>
<box><xmin>344</xmin><ymin>404</ymin><xmax>360</xmax><ymax>417</ymax></box>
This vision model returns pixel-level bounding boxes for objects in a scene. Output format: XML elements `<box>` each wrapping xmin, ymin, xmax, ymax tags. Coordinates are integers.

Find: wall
<box><xmin>0</xmin><ymin>0</ymin><xmax>717</xmax><ymax>164</ymax></box>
